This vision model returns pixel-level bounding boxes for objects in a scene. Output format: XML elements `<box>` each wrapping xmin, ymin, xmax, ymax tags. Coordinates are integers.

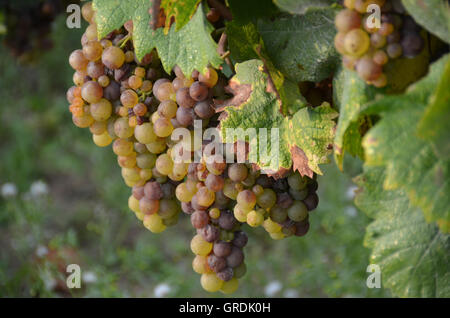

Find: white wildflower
<box><xmin>346</xmin><ymin>185</ymin><xmax>358</xmax><ymax>200</ymax></box>
<box><xmin>345</xmin><ymin>206</ymin><xmax>358</xmax><ymax>217</ymax></box>
<box><xmin>154</xmin><ymin>283</ymin><xmax>172</xmax><ymax>298</ymax></box>
<box><xmin>264</xmin><ymin>281</ymin><xmax>282</xmax><ymax>297</ymax></box>
<box><xmin>283</xmin><ymin>289</ymin><xmax>299</xmax><ymax>298</ymax></box>
<box><xmin>1</xmin><ymin>182</ymin><xmax>18</xmax><ymax>198</ymax></box>
<box><xmin>41</xmin><ymin>269</ymin><xmax>57</xmax><ymax>291</ymax></box>
<box><xmin>82</xmin><ymin>271</ymin><xmax>98</xmax><ymax>284</ymax></box>
<box><xmin>29</xmin><ymin>180</ymin><xmax>49</xmax><ymax>198</ymax></box>
<box><xmin>35</xmin><ymin>245</ymin><xmax>49</xmax><ymax>258</ymax></box>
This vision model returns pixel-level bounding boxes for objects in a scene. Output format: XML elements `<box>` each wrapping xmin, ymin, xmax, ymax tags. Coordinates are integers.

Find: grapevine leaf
<box><xmin>402</xmin><ymin>0</ymin><xmax>450</xmax><ymax>44</ymax></box>
<box><xmin>148</xmin><ymin>4</ymin><xmax>222</xmax><ymax>76</ymax></box>
<box><xmin>226</xmin><ymin>21</ymin><xmax>263</xmax><ymax>63</ymax></box>
<box><xmin>273</xmin><ymin>0</ymin><xmax>339</xmax><ymax>15</ymax></box>
<box><xmin>362</xmin><ymin>55</ymin><xmax>450</xmax><ymax>233</ymax></box>
<box><xmin>257</xmin><ymin>7</ymin><xmax>340</xmax><ymax>82</ymax></box>
<box><xmin>354</xmin><ymin>166</ymin><xmax>450</xmax><ymax>298</ymax></box>
<box><xmin>94</xmin><ymin>0</ymin><xmax>150</xmax><ymax>40</ymax></box>
<box><xmin>227</xmin><ymin>0</ymin><xmax>279</xmax><ymax>24</ymax></box>
<box><xmin>278</xmin><ymin>78</ymin><xmax>308</xmax><ymax>115</ymax></box>
<box><xmin>218</xmin><ymin>60</ymin><xmax>337</xmax><ymax>176</ymax></box>
<box><xmin>332</xmin><ymin>67</ymin><xmax>379</xmax><ymax>170</ymax></box>
<box><xmin>417</xmin><ymin>59</ymin><xmax>450</xmax><ymax>158</ymax></box>
<box><xmin>93</xmin><ymin>1</ymin><xmax>221</xmax><ymax>75</ymax></box>
<box><xmin>160</xmin><ymin>0</ymin><xmax>201</xmax><ymax>32</ymax></box>
<box><xmin>226</xmin><ymin>20</ymin><xmax>307</xmax><ymax>115</ymax></box>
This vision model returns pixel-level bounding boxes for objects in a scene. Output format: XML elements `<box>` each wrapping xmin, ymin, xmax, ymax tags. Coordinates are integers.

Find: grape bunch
<box><xmin>176</xmin><ymin>152</ymin><xmax>318</xmax><ymax>292</ymax></box>
<box><xmin>177</xmin><ymin>159</ymin><xmax>317</xmax><ymax>239</ymax></box>
<box><xmin>334</xmin><ymin>0</ymin><xmax>425</xmax><ymax>87</ymax></box>
<box><xmin>66</xmin><ymin>2</ymin><xmax>320</xmax><ymax>294</ymax></box>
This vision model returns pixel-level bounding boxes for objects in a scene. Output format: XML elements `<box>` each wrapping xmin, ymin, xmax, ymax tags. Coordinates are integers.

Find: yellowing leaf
<box><xmin>218</xmin><ymin>60</ymin><xmax>337</xmax><ymax>177</ymax></box>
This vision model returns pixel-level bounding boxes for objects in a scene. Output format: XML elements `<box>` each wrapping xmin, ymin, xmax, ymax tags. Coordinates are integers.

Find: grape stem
<box><xmin>212</xmin><ymin>27</ymin><xmax>226</xmax><ymax>38</ymax></box>
<box><xmin>138</xmin><ymin>91</ymin><xmax>151</xmax><ymax>102</ymax></box>
<box><xmin>217</xmin><ymin>32</ymin><xmax>234</xmax><ymax>73</ymax></box>
<box><xmin>255</xmin><ymin>46</ymin><xmax>281</xmax><ymax>110</ymax></box>
<box><xmin>119</xmin><ymin>34</ymin><xmax>131</xmax><ymax>48</ymax></box>
<box><xmin>221</xmin><ymin>51</ymin><xmax>230</xmax><ymax>59</ymax></box>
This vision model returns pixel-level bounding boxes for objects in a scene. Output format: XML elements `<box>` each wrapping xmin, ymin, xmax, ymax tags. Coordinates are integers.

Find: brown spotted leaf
<box><xmin>160</xmin><ymin>0</ymin><xmax>201</xmax><ymax>33</ymax></box>
<box><xmin>219</xmin><ymin>60</ymin><xmax>337</xmax><ymax>175</ymax></box>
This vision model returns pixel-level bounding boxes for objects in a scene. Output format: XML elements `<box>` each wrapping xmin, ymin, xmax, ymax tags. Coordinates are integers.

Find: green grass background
<box><xmin>0</xmin><ymin>16</ymin><xmax>388</xmax><ymax>298</ymax></box>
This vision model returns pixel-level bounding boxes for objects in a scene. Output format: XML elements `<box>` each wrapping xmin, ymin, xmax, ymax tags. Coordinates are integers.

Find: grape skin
<box><xmin>144</xmin><ymin>182</ymin><xmax>163</xmax><ymax>200</ymax></box>
<box><xmin>87</xmin><ymin>61</ymin><xmax>105</xmax><ymax>79</ymax></box>
<box><xmin>199</xmin><ymin>224</ymin><xmax>220</xmax><ymax>242</ymax></box>
<box><xmin>344</xmin><ymin>29</ymin><xmax>370</xmax><ymax>57</ymax></box>
<box><xmin>102</xmin><ymin>46</ymin><xmax>125</xmax><ymax>69</ymax></box>
<box><xmin>69</xmin><ymin>49</ymin><xmax>89</xmax><ymax>71</ymax></box>
<box><xmin>191</xmin><ymin>234</ymin><xmax>213</xmax><ymax>256</ymax></box>
<box><xmin>176</xmin><ymin>87</ymin><xmax>196</xmax><ymax>108</ymax></box>
<box><xmin>83</xmin><ymin>41</ymin><xmax>103</xmax><ymax>61</ymax></box>
<box><xmin>356</xmin><ymin>57</ymin><xmax>382</xmax><ymax>81</ymax></box>
<box><xmin>335</xmin><ymin>9</ymin><xmax>361</xmax><ymax>32</ymax></box>
<box><xmin>194</xmin><ymin>101</ymin><xmax>215</xmax><ymax>119</ymax></box>
<box><xmin>198</xmin><ymin>68</ymin><xmax>218</xmax><ymax>88</ymax></box>
<box><xmin>217</xmin><ymin>268</ymin><xmax>233</xmax><ymax>282</ymax></box>
<box><xmin>228</xmin><ymin>164</ymin><xmax>248</xmax><ymax>182</ymax></box>
<box><xmin>218</xmin><ymin>212</ymin><xmax>237</xmax><ymax>231</ymax></box>
<box><xmin>81</xmin><ymin>81</ymin><xmax>103</xmax><ymax>104</ymax></box>
<box><xmin>201</xmin><ymin>273</ymin><xmax>223</xmax><ymax>292</ymax></box>
<box><xmin>226</xmin><ymin>246</ymin><xmax>244</xmax><ymax>268</ymax></box>
<box><xmin>176</xmin><ymin>107</ymin><xmax>195</xmax><ymax>127</ymax></box>
<box><xmin>189</xmin><ymin>82</ymin><xmax>209</xmax><ymax>102</ymax></box>
<box><xmin>90</xmin><ymin>98</ymin><xmax>112</xmax><ymax>121</ymax></box>
<box><xmin>191</xmin><ymin>211</ymin><xmax>210</xmax><ymax>229</ymax></box>
<box><xmin>208</xmin><ymin>254</ymin><xmax>227</xmax><ymax>273</ymax></box>
<box><xmin>213</xmin><ymin>241</ymin><xmax>232</xmax><ymax>257</ymax></box>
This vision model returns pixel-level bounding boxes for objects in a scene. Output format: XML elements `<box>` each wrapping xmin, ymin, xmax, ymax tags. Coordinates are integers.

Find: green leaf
<box><xmin>93</xmin><ymin>1</ymin><xmax>221</xmax><ymax>75</ymax></box>
<box><xmin>94</xmin><ymin>0</ymin><xmax>149</xmax><ymax>40</ymax></box>
<box><xmin>418</xmin><ymin>59</ymin><xmax>450</xmax><ymax>158</ymax></box>
<box><xmin>149</xmin><ymin>4</ymin><xmax>222</xmax><ymax>76</ymax></box>
<box><xmin>226</xmin><ymin>21</ymin><xmax>263</xmax><ymax>63</ymax></box>
<box><xmin>354</xmin><ymin>166</ymin><xmax>450</xmax><ymax>298</ymax></box>
<box><xmin>257</xmin><ymin>7</ymin><xmax>340</xmax><ymax>82</ymax></box>
<box><xmin>402</xmin><ymin>0</ymin><xmax>450</xmax><ymax>44</ymax></box>
<box><xmin>227</xmin><ymin>0</ymin><xmax>279</xmax><ymax>24</ymax></box>
<box><xmin>226</xmin><ymin>21</ymin><xmax>307</xmax><ymax>115</ymax></box>
<box><xmin>273</xmin><ymin>0</ymin><xmax>339</xmax><ymax>15</ymax></box>
<box><xmin>332</xmin><ymin>67</ymin><xmax>379</xmax><ymax>170</ymax></box>
<box><xmin>278</xmin><ymin>78</ymin><xmax>308</xmax><ymax>115</ymax></box>
<box><xmin>160</xmin><ymin>0</ymin><xmax>201</xmax><ymax>32</ymax></box>
<box><xmin>362</xmin><ymin>55</ymin><xmax>450</xmax><ymax>233</ymax></box>
<box><xmin>218</xmin><ymin>60</ymin><xmax>337</xmax><ymax>176</ymax></box>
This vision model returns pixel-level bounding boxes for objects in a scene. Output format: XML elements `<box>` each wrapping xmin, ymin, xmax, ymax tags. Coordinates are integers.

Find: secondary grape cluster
<box><xmin>334</xmin><ymin>0</ymin><xmax>425</xmax><ymax>87</ymax></box>
<box><xmin>1</xmin><ymin>0</ymin><xmax>73</xmax><ymax>62</ymax></box>
<box><xmin>66</xmin><ymin>2</ymin><xmax>320</xmax><ymax>294</ymax></box>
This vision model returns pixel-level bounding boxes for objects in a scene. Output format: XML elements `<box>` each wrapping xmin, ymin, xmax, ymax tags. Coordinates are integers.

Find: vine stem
<box><xmin>217</xmin><ymin>32</ymin><xmax>235</xmax><ymax>73</ymax></box>
<box><xmin>212</xmin><ymin>27</ymin><xmax>226</xmax><ymax>38</ymax></box>
<box><xmin>118</xmin><ymin>33</ymin><xmax>131</xmax><ymax>48</ymax></box>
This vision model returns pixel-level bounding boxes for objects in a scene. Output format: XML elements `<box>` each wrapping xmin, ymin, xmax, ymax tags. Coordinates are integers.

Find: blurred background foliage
<box><xmin>0</xmin><ymin>14</ymin><xmax>389</xmax><ymax>298</ymax></box>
